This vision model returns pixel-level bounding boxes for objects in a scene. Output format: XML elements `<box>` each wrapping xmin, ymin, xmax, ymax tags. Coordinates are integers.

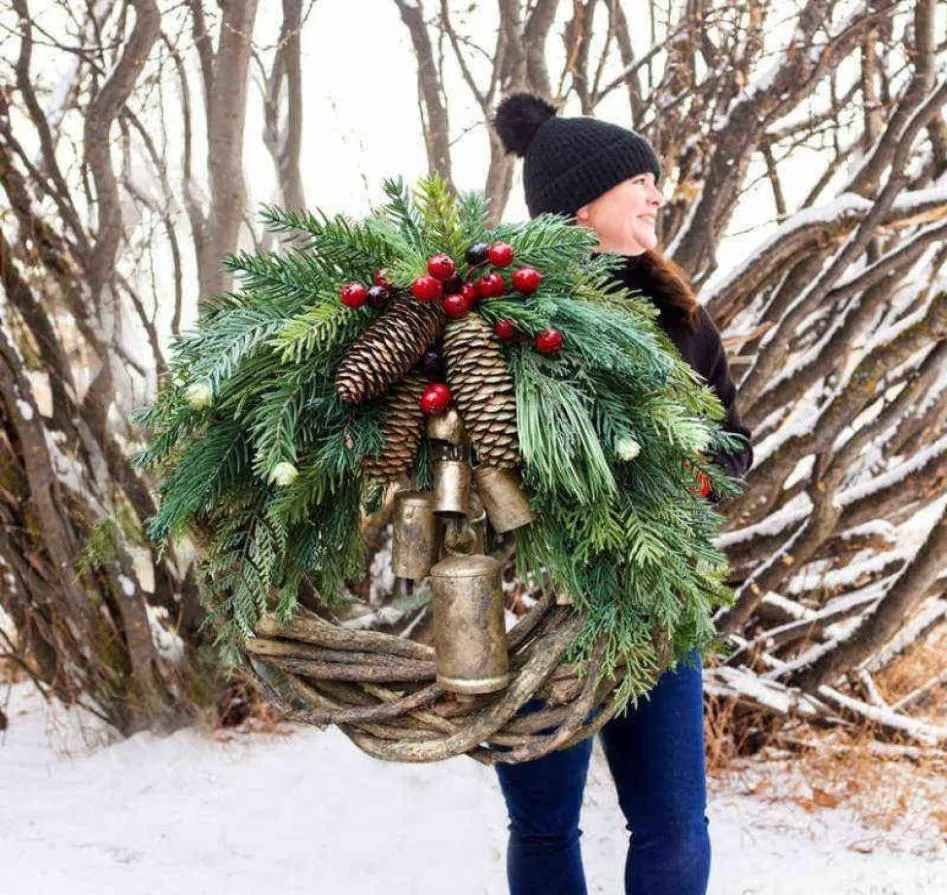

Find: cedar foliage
<box><xmin>133</xmin><ymin>175</ymin><xmax>746</xmax><ymax>710</ymax></box>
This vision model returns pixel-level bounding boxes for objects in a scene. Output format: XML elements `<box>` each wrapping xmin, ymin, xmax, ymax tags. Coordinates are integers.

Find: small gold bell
<box><xmin>426</xmin><ymin>408</ymin><xmax>466</xmax><ymax>445</ymax></box>
<box><xmin>474</xmin><ymin>466</ymin><xmax>534</xmax><ymax>533</ymax></box>
<box><xmin>430</xmin><ymin>553</ymin><xmax>510</xmax><ymax>695</ymax></box>
<box><xmin>432</xmin><ymin>458</ymin><xmax>472</xmax><ymax>516</ymax></box>
<box><xmin>467</xmin><ymin>488</ymin><xmax>488</xmax><ymax>556</ymax></box>
<box><xmin>391</xmin><ymin>490</ymin><xmax>440</xmax><ymax>580</ymax></box>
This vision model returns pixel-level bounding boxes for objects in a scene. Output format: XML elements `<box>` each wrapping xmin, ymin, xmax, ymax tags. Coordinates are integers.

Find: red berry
<box><xmin>512</xmin><ymin>266</ymin><xmax>543</xmax><ymax>294</ymax></box>
<box><xmin>695</xmin><ymin>469</ymin><xmax>713</xmax><ymax>498</ymax></box>
<box><xmin>494</xmin><ymin>319</ymin><xmax>516</xmax><ymax>341</ymax></box>
<box><xmin>442</xmin><ymin>293</ymin><xmax>471</xmax><ymax>318</ymax></box>
<box><xmin>427</xmin><ymin>254</ymin><xmax>457</xmax><ymax>281</ymax></box>
<box><xmin>420</xmin><ymin>382</ymin><xmax>452</xmax><ymax>415</ymax></box>
<box><xmin>461</xmin><ymin>282</ymin><xmax>479</xmax><ymax>304</ymax></box>
<box><xmin>373</xmin><ymin>269</ymin><xmax>392</xmax><ymax>289</ymax></box>
<box><xmin>339</xmin><ymin>282</ymin><xmax>367</xmax><ymax>308</ymax></box>
<box><xmin>535</xmin><ymin>328</ymin><xmax>563</xmax><ymax>354</ymax></box>
<box><xmin>411</xmin><ymin>274</ymin><xmax>444</xmax><ymax>302</ymax></box>
<box><xmin>488</xmin><ymin>242</ymin><xmax>515</xmax><ymax>267</ymax></box>
<box><xmin>476</xmin><ymin>272</ymin><xmax>506</xmax><ymax>299</ymax></box>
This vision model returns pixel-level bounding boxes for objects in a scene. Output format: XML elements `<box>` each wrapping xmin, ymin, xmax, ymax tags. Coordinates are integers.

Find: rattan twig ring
<box><xmin>245</xmin><ymin>589</ymin><xmax>673</xmax><ymax>763</ymax></box>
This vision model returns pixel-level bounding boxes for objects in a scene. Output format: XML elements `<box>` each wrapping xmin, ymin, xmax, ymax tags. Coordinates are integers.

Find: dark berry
<box><xmin>465</xmin><ymin>242</ymin><xmax>490</xmax><ymax>266</ymax></box>
<box><xmin>443</xmin><ymin>274</ymin><xmax>465</xmax><ymax>295</ymax></box>
<box><xmin>366</xmin><ymin>285</ymin><xmax>390</xmax><ymax>308</ymax></box>
<box><xmin>421</xmin><ymin>350</ymin><xmax>443</xmax><ymax>378</ymax></box>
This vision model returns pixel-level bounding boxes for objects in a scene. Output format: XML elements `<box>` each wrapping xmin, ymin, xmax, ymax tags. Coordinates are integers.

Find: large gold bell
<box><xmin>430</xmin><ymin>553</ymin><xmax>510</xmax><ymax>695</ymax></box>
<box><xmin>391</xmin><ymin>490</ymin><xmax>439</xmax><ymax>580</ymax></box>
<box><xmin>474</xmin><ymin>466</ymin><xmax>534</xmax><ymax>533</ymax></box>
<box><xmin>432</xmin><ymin>458</ymin><xmax>472</xmax><ymax>516</ymax></box>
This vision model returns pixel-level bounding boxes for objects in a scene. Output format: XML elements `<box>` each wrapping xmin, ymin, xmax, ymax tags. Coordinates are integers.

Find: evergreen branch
<box><xmin>270</xmin><ymin>302</ymin><xmax>370</xmax><ymax>365</ymax></box>
<box><xmin>512</xmin><ymin>348</ymin><xmax>616</xmax><ymax>504</ymax></box>
<box><xmin>168</xmin><ymin>306</ymin><xmax>289</xmax><ymax>395</ymax></box>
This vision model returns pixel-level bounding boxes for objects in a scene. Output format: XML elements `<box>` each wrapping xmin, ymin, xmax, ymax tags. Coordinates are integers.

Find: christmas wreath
<box><xmin>134</xmin><ymin>175</ymin><xmax>746</xmax><ymax>763</ymax></box>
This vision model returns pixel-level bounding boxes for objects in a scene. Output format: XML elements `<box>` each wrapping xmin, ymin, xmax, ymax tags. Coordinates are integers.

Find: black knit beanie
<box><xmin>492</xmin><ymin>93</ymin><xmax>663</xmax><ymax>219</ymax></box>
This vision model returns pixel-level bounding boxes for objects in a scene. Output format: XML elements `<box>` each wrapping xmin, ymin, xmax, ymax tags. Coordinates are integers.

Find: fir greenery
<box><xmin>133</xmin><ymin>174</ymin><xmax>745</xmax><ymax>708</ymax></box>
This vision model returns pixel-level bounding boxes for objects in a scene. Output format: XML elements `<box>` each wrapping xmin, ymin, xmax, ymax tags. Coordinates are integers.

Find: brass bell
<box><xmin>430</xmin><ymin>553</ymin><xmax>510</xmax><ymax>695</ymax></box>
<box><xmin>426</xmin><ymin>408</ymin><xmax>466</xmax><ymax>445</ymax></box>
<box><xmin>467</xmin><ymin>488</ymin><xmax>488</xmax><ymax>556</ymax></box>
<box><xmin>432</xmin><ymin>458</ymin><xmax>471</xmax><ymax>516</ymax></box>
<box><xmin>474</xmin><ymin>466</ymin><xmax>534</xmax><ymax>533</ymax></box>
<box><xmin>391</xmin><ymin>490</ymin><xmax>440</xmax><ymax>580</ymax></box>
<box><xmin>440</xmin><ymin>514</ymin><xmax>477</xmax><ymax>557</ymax></box>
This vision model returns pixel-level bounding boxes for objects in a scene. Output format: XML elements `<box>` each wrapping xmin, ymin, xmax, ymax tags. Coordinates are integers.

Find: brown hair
<box><xmin>628</xmin><ymin>248</ymin><xmax>701</xmax><ymax>333</ymax></box>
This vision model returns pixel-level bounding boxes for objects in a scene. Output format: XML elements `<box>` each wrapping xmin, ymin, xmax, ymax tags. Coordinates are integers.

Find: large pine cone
<box><xmin>442</xmin><ymin>313</ymin><xmax>519</xmax><ymax>468</ymax></box>
<box><xmin>336</xmin><ymin>298</ymin><xmax>444</xmax><ymax>405</ymax></box>
<box><xmin>362</xmin><ymin>371</ymin><xmax>427</xmax><ymax>482</ymax></box>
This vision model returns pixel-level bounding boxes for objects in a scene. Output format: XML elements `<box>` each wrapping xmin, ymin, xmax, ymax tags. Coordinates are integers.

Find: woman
<box><xmin>490</xmin><ymin>93</ymin><xmax>754</xmax><ymax>895</ymax></box>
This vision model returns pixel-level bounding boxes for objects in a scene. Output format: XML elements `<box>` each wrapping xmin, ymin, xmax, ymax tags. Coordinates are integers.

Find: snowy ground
<box><xmin>2</xmin><ymin>680</ymin><xmax>945</xmax><ymax>895</ymax></box>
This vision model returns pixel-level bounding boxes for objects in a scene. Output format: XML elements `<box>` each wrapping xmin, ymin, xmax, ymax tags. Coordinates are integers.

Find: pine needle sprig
<box><xmin>222</xmin><ymin>249</ymin><xmax>336</xmax><ymax>308</ymax></box>
<box><xmin>146</xmin><ymin>418</ymin><xmax>251</xmax><ymax>541</ymax></box>
<box><xmin>258</xmin><ymin>205</ymin><xmax>391</xmax><ymax>284</ymax></box>
<box><xmin>414</xmin><ymin>173</ymin><xmax>467</xmax><ymax>261</ymax></box>
<box><xmin>476</xmin><ymin>299</ymin><xmax>552</xmax><ymax>335</ymax></box>
<box><xmin>455</xmin><ymin>189</ymin><xmax>491</xmax><ymax>248</ymax></box>
<box><xmin>271</xmin><ymin>302</ymin><xmax>370</xmax><ymax>365</ymax></box>
<box><xmin>511</xmin><ymin>348</ymin><xmax>616</xmax><ymax>504</ymax></box>
<box><xmin>168</xmin><ymin>306</ymin><xmax>289</xmax><ymax>395</ymax></box>
<box><xmin>379</xmin><ymin>175</ymin><xmax>425</xmax><ymax>253</ymax></box>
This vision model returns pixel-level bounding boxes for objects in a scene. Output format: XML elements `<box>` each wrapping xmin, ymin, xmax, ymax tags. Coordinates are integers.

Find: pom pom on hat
<box><xmin>493</xmin><ymin>92</ymin><xmax>558</xmax><ymax>157</ymax></box>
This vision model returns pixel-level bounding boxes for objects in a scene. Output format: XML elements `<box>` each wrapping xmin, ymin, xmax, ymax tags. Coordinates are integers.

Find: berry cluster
<box><xmin>339</xmin><ymin>241</ymin><xmax>564</xmax><ymax>417</ymax></box>
<box><xmin>409</xmin><ymin>242</ymin><xmax>542</xmax><ymax>320</ymax></box>
<box><xmin>337</xmin><ymin>241</ymin><xmax>544</xmax><ymax>321</ymax></box>
<box><xmin>338</xmin><ymin>269</ymin><xmax>394</xmax><ymax>310</ymax></box>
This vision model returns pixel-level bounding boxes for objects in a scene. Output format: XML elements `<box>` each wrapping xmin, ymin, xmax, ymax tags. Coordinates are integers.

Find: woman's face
<box><xmin>576</xmin><ymin>172</ymin><xmax>665</xmax><ymax>255</ymax></box>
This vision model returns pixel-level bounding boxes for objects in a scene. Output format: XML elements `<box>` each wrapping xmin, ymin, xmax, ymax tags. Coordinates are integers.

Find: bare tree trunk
<box><xmin>189</xmin><ymin>0</ymin><xmax>261</xmax><ymax>301</ymax></box>
<box><xmin>263</xmin><ymin>0</ymin><xmax>306</xmax><ymax>211</ymax></box>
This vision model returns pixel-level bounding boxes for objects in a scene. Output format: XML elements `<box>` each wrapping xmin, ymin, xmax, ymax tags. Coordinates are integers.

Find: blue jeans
<box><xmin>494</xmin><ymin>650</ymin><xmax>710</xmax><ymax>894</ymax></box>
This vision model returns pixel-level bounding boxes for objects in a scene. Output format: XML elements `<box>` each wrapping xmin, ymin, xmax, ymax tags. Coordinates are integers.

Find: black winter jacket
<box><xmin>604</xmin><ymin>253</ymin><xmax>755</xmax><ymax>500</ymax></box>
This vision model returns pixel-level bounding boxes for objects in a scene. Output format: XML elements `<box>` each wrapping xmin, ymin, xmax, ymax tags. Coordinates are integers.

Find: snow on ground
<box><xmin>2</xmin><ymin>681</ymin><xmax>945</xmax><ymax>895</ymax></box>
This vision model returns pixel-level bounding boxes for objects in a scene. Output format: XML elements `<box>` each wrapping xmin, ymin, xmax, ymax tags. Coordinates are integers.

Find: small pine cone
<box><xmin>336</xmin><ymin>298</ymin><xmax>444</xmax><ymax>405</ymax></box>
<box><xmin>362</xmin><ymin>372</ymin><xmax>427</xmax><ymax>482</ymax></box>
<box><xmin>442</xmin><ymin>313</ymin><xmax>519</xmax><ymax>468</ymax></box>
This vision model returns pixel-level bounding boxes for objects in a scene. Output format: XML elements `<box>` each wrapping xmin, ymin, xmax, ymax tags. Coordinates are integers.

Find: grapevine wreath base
<box><xmin>244</xmin><ymin>593</ymin><xmax>674</xmax><ymax>765</ymax></box>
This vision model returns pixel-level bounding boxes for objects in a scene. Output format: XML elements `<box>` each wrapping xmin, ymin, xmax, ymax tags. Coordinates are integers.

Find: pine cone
<box><xmin>442</xmin><ymin>313</ymin><xmax>519</xmax><ymax>469</ymax></box>
<box><xmin>336</xmin><ymin>298</ymin><xmax>444</xmax><ymax>405</ymax></box>
<box><xmin>362</xmin><ymin>371</ymin><xmax>427</xmax><ymax>482</ymax></box>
